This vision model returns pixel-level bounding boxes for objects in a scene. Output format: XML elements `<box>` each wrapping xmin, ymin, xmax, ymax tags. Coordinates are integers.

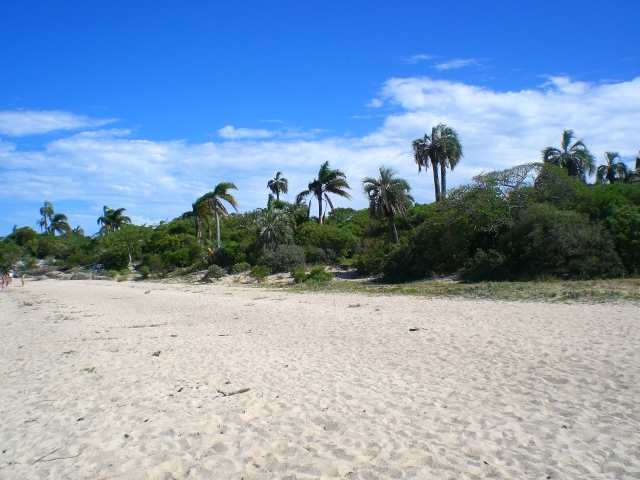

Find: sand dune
<box><xmin>1</xmin><ymin>280</ymin><xmax>639</xmax><ymax>479</ymax></box>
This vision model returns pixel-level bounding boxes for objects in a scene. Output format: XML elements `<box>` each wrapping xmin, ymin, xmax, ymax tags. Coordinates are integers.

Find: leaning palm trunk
<box><xmin>215</xmin><ymin>210</ymin><xmax>221</xmax><ymax>248</ymax></box>
<box><xmin>440</xmin><ymin>163</ymin><xmax>447</xmax><ymax>199</ymax></box>
<box><xmin>431</xmin><ymin>161</ymin><xmax>441</xmax><ymax>202</ymax></box>
<box><xmin>317</xmin><ymin>192</ymin><xmax>323</xmax><ymax>224</ymax></box>
<box><xmin>387</xmin><ymin>215</ymin><xmax>399</xmax><ymax>244</ymax></box>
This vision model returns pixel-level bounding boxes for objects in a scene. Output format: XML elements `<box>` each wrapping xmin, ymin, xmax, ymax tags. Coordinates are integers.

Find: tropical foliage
<box><xmin>296</xmin><ymin>161</ymin><xmax>352</xmax><ymax>224</ymax></box>
<box><xmin>2</xmin><ymin>129</ymin><xmax>639</xmax><ymax>285</ymax></box>
<box><xmin>596</xmin><ymin>152</ymin><xmax>630</xmax><ymax>184</ymax></box>
<box><xmin>97</xmin><ymin>206</ymin><xmax>131</xmax><ymax>234</ymax></box>
<box><xmin>362</xmin><ymin>167</ymin><xmax>414</xmax><ymax>244</ymax></box>
<box><xmin>412</xmin><ymin>124</ymin><xmax>463</xmax><ymax>202</ymax></box>
<box><xmin>542</xmin><ymin>129</ymin><xmax>595</xmax><ymax>182</ymax></box>
<box><xmin>267</xmin><ymin>172</ymin><xmax>289</xmax><ymax>200</ymax></box>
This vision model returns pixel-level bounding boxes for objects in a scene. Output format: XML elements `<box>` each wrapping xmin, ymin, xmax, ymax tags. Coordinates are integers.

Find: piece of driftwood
<box><xmin>217</xmin><ymin>387</ymin><xmax>250</xmax><ymax>397</ymax></box>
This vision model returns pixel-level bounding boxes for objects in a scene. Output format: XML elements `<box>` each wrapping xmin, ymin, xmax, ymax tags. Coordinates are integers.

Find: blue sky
<box><xmin>1</xmin><ymin>0</ymin><xmax>639</xmax><ymax>235</ymax></box>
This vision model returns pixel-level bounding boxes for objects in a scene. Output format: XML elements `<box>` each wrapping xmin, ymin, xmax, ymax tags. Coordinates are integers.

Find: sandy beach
<box><xmin>1</xmin><ymin>279</ymin><xmax>639</xmax><ymax>479</ymax></box>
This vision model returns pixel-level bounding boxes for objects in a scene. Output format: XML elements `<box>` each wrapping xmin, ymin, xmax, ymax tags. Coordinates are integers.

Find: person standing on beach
<box><xmin>1</xmin><ymin>271</ymin><xmax>7</xmax><ymax>292</ymax></box>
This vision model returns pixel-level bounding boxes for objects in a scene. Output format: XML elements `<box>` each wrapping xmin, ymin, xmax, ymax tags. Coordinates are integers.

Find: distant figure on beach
<box><xmin>1</xmin><ymin>271</ymin><xmax>9</xmax><ymax>292</ymax></box>
<box><xmin>21</xmin><ymin>274</ymin><xmax>26</xmax><ymax>287</ymax></box>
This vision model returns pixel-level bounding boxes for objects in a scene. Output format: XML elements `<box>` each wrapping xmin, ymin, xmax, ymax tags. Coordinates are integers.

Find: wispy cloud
<box><xmin>367</xmin><ymin>98</ymin><xmax>384</xmax><ymax>108</ymax></box>
<box><xmin>218</xmin><ymin>125</ymin><xmax>275</xmax><ymax>139</ymax></box>
<box><xmin>434</xmin><ymin>58</ymin><xmax>480</xmax><ymax>70</ymax></box>
<box><xmin>0</xmin><ymin>110</ymin><xmax>117</xmax><ymax>136</ymax></box>
<box><xmin>403</xmin><ymin>54</ymin><xmax>433</xmax><ymax>64</ymax></box>
<box><xmin>2</xmin><ymin>76</ymin><xmax>640</xmax><ymax>234</ymax></box>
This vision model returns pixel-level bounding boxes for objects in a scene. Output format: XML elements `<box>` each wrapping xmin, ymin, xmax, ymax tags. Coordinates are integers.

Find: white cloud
<box><xmin>0</xmin><ymin>110</ymin><xmax>117</xmax><ymax>136</ymax></box>
<box><xmin>367</xmin><ymin>98</ymin><xmax>384</xmax><ymax>108</ymax></box>
<box><xmin>434</xmin><ymin>58</ymin><xmax>479</xmax><ymax>70</ymax></box>
<box><xmin>2</xmin><ymin>75</ymin><xmax>640</xmax><ymax>234</ymax></box>
<box><xmin>218</xmin><ymin>125</ymin><xmax>274</xmax><ymax>139</ymax></box>
<box><xmin>403</xmin><ymin>54</ymin><xmax>433</xmax><ymax>64</ymax></box>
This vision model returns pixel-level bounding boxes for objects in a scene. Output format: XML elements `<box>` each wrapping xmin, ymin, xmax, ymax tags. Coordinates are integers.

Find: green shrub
<box><xmin>290</xmin><ymin>266</ymin><xmax>307</xmax><ymax>283</ymax></box>
<box><xmin>307</xmin><ymin>266</ymin><xmax>334</xmax><ymax>282</ymax></box>
<box><xmin>7</xmin><ymin>226</ymin><xmax>37</xmax><ymax>247</ymax></box>
<box><xmin>137</xmin><ymin>265</ymin><xmax>150</xmax><ymax>279</ymax></box>
<box><xmin>250</xmin><ymin>265</ymin><xmax>271</xmax><ymax>282</ymax></box>
<box><xmin>0</xmin><ymin>242</ymin><xmax>21</xmax><ymax>270</ymax></box>
<box><xmin>103</xmin><ymin>270</ymin><xmax>119</xmax><ymax>279</ymax></box>
<box><xmin>501</xmin><ymin>204</ymin><xmax>623</xmax><ymax>279</ymax></box>
<box><xmin>101</xmin><ymin>248</ymin><xmax>129</xmax><ymax>271</ymax></box>
<box><xmin>65</xmin><ymin>252</ymin><xmax>93</xmax><ymax>267</ymax></box>
<box><xmin>604</xmin><ymin>205</ymin><xmax>640</xmax><ymax>274</ymax></box>
<box><xmin>204</xmin><ymin>264</ymin><xmax>226</xmax><ymax>280</ymax></box>
<box><xmin>264</xmin><ymin>244</ymin><xmax>305</xmax><ymax>273</ymax></box>
<box><xmin>294</xmin><ymin>222</ymin><xmax>357</xmax><ymax>259</ymax></box>
<box><xmin>231</xmin><ymin>262</ymin><xmax>251</xmax><ymax>274</ymax></box>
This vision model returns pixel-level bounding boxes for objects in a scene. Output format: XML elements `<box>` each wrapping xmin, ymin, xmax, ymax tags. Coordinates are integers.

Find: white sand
<box><xmin>1</xmin><ymin>280</ymin><xmax>639</xmax><ymax>479</ymax></box>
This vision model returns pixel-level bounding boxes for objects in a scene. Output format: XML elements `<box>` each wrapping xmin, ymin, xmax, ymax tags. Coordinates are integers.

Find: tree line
<box><xmin>2</xmin><ymin>126</ymin><xmax>639</xmax><ymax>282</ymax></box>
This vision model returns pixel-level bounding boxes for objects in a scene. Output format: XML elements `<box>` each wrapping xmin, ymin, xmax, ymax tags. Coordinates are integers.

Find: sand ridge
<box><xmin>1</xmin><ymin>279</ymin><xmax>639</xmax><ymax>479</ymax></box>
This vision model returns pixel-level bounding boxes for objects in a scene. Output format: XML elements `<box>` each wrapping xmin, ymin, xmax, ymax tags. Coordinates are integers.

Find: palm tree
<box><xmin>596</xmin><ymin>151</ymin><xmax>630</xmax><ymax>184</ymax></box>
<box><xmin>412</xmin><ymin>133</ymin><xmax>440</xmax><ymax>202</ymax></box>
<box><xmin>267</xmin><ymin>172</ymin><xmax>289</xmax><ymax>201</ymax></box>
<box><xmin>73</xmin><ymin>225</ymin><xmax>85</xmax><ymax>235</ymax></box>
<box><xmin>412</xmin><ymin>124</ymin><xmax>463</xmax><ymax>202</ymax></box>
<box><xmin>97</xmin><ymin>206</ymin><xmax>132</xmax><ymax>234</ymax></box>
<box><xmin>199</xmin><ymin>182</ymin><xmax>239</xmax><ymax>248</ymax></box>
<box><xmin>362</xmin><ymin>167</ymin><xmax>414</xmax><ymax>244</ymax></box>
<box><xmin>49</xmin><ymin>213</ymin><xmax>71</xmax><ymax>236</ymax></box>
<box><xmin>542</xmin><ymin>130</ymin><xmax>596</xmax><ymax>182</ymax></box>
<box><xmin>256</xmin><ymin>194</ymin><xmax>295</xmax><ymax>250</ymax></box>
<box><xmin>296</xmin><ymin>161</ymin><xmax>352</xmax><ymax>224</ymax></box>
<box><xmin>38</xmin><ymin>201</ymin><xmax>54</xmax><ymax>233</ymax></box>
<box><xmin>182</xmin><ymin>200</ymin><xmax>211</xmax><ymax>241</ymax></box>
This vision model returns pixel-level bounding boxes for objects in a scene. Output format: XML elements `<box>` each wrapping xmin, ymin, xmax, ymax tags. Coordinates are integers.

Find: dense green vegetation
<box><xmin>2</xmin><ymin>129</ymin><xmax>639</xmax><ymax>284</ymax></box>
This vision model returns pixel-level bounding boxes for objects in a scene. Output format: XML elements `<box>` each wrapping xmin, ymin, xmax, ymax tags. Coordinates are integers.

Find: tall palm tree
<box><xmin>256</xmin><ymin>194</ymin><xmax>294</xmax><ymax>250</ymax></box>
<box><xmin>267</xmin><ymin>172</ymin><xmax>289</xmax><ymax>201</ymax></box>
<box><xmin>73</xmin><ymin>225</ymin><xmax>85</xmax><ymax>235</ymax></box>
<box><xmin>542</xmin><ymin>130</ymin><xmax>595</xmax><ymax>182</ymax></box>
<box><xmin>49</xmin><ymin>213</ymin><xmax>71</xmax><ymax>236</ymax></box>
<box><xmin>296</xmin><ymin>161</ymin><xmax>352</xmax><ymax>224</ymax></box>
<box><xmin>97</xmin><ymin>206</ymin><xmax>132</xmax><ymax>234</ymax></box>
<box><xmin>362</xmin><ymin>167</ymin><xmax>414</xmax><ymax>244</ymax></box>
<box><xmin>596</xmin><ymin>151</ymin><xmax>630</xmax><ymax>184</ymax></box>
<box><xmin>412</xmin><ymin>124</ymin><xmax>463</xmax><ymax>202</ymax></box>
<box><xmin>199</xmin><ymin>182</ymin><xmax>239</xmax><ymax>248</ymax></box>
<box><xmin>38</xmin><ymin>201</ymin><xmax>54</xmax><ymax>233</ymax></box>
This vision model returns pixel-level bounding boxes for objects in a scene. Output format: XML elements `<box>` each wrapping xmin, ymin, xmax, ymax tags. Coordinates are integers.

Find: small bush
<box><xmin>264</xmin><ymin>244</ymin><xmax>306</xmax><ymax>273</ymax></box>
<box><xmin>103</xmin><ymin>270</ymin><xmax>119</xmax><ymax>279</ymax></box>
<box><xmin>250</xmin><ymin>265</ymin><xmax>271</xmax><ymax>282</ymax></box>
<box><xmin>204</xmin><ymin>264</ymin><xmax>226</xmax><ymax>280</ymax></box>
<box><xmin>137</xmin><ymin>265</ymin><xmax>150</xmax><ymax>279</ymax></box>
<box><xmin>290</xmin><ymin>266</ymin><xmax>307</xmax><ymax>284</ymax></box>
<box><xmin>231</xmin><ymin>262</ymin><xmax>251</xmax><ymax>274</ymax></box>
<box><xmin>307</xmin><ymin>266</ymin><xmax>334</xmax><ymax>282</ymax></box>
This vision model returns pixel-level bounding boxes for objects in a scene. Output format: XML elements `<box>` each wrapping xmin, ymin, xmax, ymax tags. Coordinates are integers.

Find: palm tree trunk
<box><xmin>388</xmin><ymin>216</ymin><xmax>399</xmax><ymax>244</ymax></box>
<box><xmin>215</xmin><ymin>211</ymin><xmax>221</xmax><ymax>248</ymax></box>
<box><xmin>317</xmin><ymin>193</ymin><xmax>323</xmax><ymax>225</ymax></box>
<box><xmin>440</xmin><ymin>163</ymin><xmax>447</xmax><ymax>199</ymax></box>
<box><xmin>431</xmin><ymin>160</ymin><xmax>441</xmax><ymax>202</ymax></box>
<box><xmin>276</xmin><ymin>190</ymin><xmax>280</xmax><ymax>201</ymax></box>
